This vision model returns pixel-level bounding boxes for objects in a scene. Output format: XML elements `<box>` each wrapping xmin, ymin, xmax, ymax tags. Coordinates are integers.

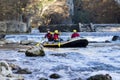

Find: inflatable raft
<box><xmin>43</xmin><ymin>38</ymin><xmax>88</xmax><ymax>48</ymax></box>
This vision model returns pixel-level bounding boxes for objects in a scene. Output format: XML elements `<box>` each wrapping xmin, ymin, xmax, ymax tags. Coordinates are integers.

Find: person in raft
<box><xmin>53</xmin><ymin>30</ymin><xmax>60</xmax><ymax>42</ymax></box>
<box><xmin>53</xmin><ymin>30</ymin><xmax>63</xmax><ymax>42</ymax></box>
<box><xmin>71</xmin><ymin>29</ymin><xmax>80</xmax><ymax>38</ymax></box>
<box><xmin>44</xmin><ymin>30</ymin><xmax>53</xmax><ymax>41</ymax></box>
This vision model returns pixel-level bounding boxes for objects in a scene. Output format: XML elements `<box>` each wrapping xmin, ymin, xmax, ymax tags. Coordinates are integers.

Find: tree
<box><xmin>82</xmin><ymin>0</ymin><xmax>120</xmax><ymax>23</ymax></box>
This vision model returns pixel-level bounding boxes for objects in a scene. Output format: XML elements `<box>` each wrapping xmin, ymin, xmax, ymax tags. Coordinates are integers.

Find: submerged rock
<box><xmin>49</xmin><ymin>73</ymin><xmax>61</xmax><ymax>79</ymax></box>
<box><xmin>50</xmin><ymin>53</ymin><xmax>67</xmax><ymax>57</ymax></box>
<box><xmin>20</xmin><ymin>40</ymin><xmax>34</xmax><ymax>45</ymax></box>
<box><xmin>25</xmin><ymin>45</ymin><xmax>45</xmax><ymax>57</ymax></box>
<box><xmin>9</xmin><ymin>63</ymin><xmax>21</xmax><ymax>70</ymax></box>
<box><xmin>87</xmin><ymin>74</ymin><xmax>112</xmax><ymax>80</ymax></box>
<box><xmin>72</xmin><ymin>77</ymin><xmax>82</xmax><ymax>80</ymax></box>
<box><xmin>112</xmin><ymin>35</ymin><xmax>120</xmax><ymax>41</ymax></box>
<box><xmin>39</xmin><ymin>77</ymin><xmax>48</xmax><ymax>80</ymax></box>
<box><xmin>15</xmin><ymin>68</ymin><xmax>32</xmax><ymax>74</ymax></box>
<box><xmin>0</xmin><ymin>34</ymin><xmax>5</xmax><ymax>39</ymax></box>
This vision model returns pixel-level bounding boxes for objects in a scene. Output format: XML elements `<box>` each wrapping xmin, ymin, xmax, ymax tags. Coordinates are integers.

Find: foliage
<box><xmin>1</xmin><ymin>0</ymin><xmax>120</xmax><ymax>26</ymax></box>
<box><xmin>0</xmin><ymin>0</ymin><xmax>56</xmax><ymax>23</ymax></box>
<box><xmin>73</xmin><ymin>0</ymin><xmax>120</xmax><ymax>23</ymax></box>
<box><xmin>73</xmin><ymin>10</ymin><xmax>91</xmax><ymax>24</ymax></box>
<box><xmin>82</xmin><ymin>0</ymin><xmax>120</xmax><ymax>23</ymax></box>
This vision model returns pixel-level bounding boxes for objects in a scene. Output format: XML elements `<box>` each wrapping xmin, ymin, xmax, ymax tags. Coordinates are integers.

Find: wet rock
<box><xmin>87</xmin><ymin>74</ymin><xmax>112</xmax><ymax>80</ymax></box>
<box><xmin>25</xmin><ymin>45</ymin><xmax>45</xmax><ymax>57</ymax></box>
<box><xmin>0</xmin><ymin>61</ymin><xmax>12</xmax><ymax>76</ymax></box>
<box><xmin>39</xmin><ymin>77</ymin><xmax>48</xmax><ymax>80</ymax></box>
<box><xmin>49</xmin><ymin>73</ymin><xmax>61</xmax><ymax>79</ymax></box>
<box><xmin>18</xmin><ymin>49</ymin><xmax>27</xmax><ymax>52</ymax></box>
<box><xmin>0</xmin><ymin>34</ymin><xmax>5</xmax><ymax>39</ymax></box>
<box><xmin>50</xmin><ymin>53</ymin><xmax>67</xmax><ymax>57</ymax></box>
<box><xmin>72</xmin><ymin>77</ymin><xmax>82</xmax><ymax>80</ymax></box>
<box><xmin>5</xmin><ymin>39</ymin><xmax>16</xmax><ymax>44</ymax></box>
<box><xmin>112</xmin><ymin>35</ymin><xmax>120</xmax><ymax>41</ymax></box>
<box><xmin>105</xmin><ymin>40</ymin><xmax>111</xmax><ymax>43</ymax></box>
<box><xmin>20</xmin><ymin>40</ymin><xmax>34</xmax><ymax>45</ymax></box>
<box><xmin>15</xmin><ymin>68</ymin><xmax>32</xmax><ymax>74</ymax></box>
<box><xmin>9</xmin><ymin>63</ymin><xmax>21</xmax><ymax>70</ymax></box>
<box><xmin>0</xmin><ymin>61</ymin><xmax>24</xmax><ymax>79</ymax></box>
<box><xmin>0</xmin><ymin>40</ymin><xmax>6</xmax><ymax>45</ymax></box>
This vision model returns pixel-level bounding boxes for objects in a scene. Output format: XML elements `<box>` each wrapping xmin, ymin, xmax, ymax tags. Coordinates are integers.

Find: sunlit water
<box><xmin>1</xmin><ymin>28</ymin><xmax>120</xmax><ymax>80</ymax></box>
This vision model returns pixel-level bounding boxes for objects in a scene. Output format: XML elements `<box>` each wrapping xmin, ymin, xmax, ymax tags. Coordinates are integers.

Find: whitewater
<box><xmin>1</xmin><ymin>28</ymin><xmax>120</xmax><ymax>80</ymax></box>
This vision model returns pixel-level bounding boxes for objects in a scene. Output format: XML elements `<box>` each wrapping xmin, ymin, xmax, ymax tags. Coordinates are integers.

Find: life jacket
<box><xmin>45</xmin><ymin>33</ymin><xmax>53</xmax><ymax>39</ymax></box>
<box><xmin>53</xmin><ymin>33</ymin><xmax>59</xmax><ymax>40</ymax></box>
<box><xmin>71</xmin><ymin>32</ymin><xmax>80</xmax><ymax>38</ymax></box>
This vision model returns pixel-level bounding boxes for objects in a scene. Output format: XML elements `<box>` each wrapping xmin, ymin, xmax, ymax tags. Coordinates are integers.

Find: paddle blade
<box><xmin>58</xmin><ymin>42</ymin><xmax>61</xmax><ymax>48</ymax></box>
<box><xmin>36</xmin><ymin>43</ymin><xmax>40</xmax><ymax>46</ymax></box>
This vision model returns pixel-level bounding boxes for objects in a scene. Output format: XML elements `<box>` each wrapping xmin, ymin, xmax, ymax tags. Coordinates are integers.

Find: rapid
<box><xmin>1</xmin><ymin>28</ymin><xmax>120</xmax><ymax>80</ymax></box>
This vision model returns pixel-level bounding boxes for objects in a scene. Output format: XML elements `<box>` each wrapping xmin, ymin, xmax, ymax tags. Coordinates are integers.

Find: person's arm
<box><xmin>71</xmin><ymin>34</ymin><xmax>73</xmax><ymax>38</ymax></box>
<box><xmin>44</xmin><ymin>34</ymin><xmax>47</xmax><ymax>38</ymax></box>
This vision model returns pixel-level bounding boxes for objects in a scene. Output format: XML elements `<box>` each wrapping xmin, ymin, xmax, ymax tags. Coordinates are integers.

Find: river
<box><xmin>1</xmin><ymin>28</ymin><xmax>120</xmax><ymax>80</ymax></box>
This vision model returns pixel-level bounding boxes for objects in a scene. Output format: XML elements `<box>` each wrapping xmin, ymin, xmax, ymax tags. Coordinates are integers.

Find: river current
<box><xmin>1</xmin><ymin>28</ymin><xmax>120</xmax><ymax>80</ymax></box>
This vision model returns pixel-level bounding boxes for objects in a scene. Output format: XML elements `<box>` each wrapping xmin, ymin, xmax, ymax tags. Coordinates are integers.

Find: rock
<box><xmin>0</xmin><ymin>21</ymin><xmax>29</xmax><ymax>34</ymax></box>
<box><xmin>105</xmin><ymin>40</ymin><xmax>111</xmax><ymax>43</ymax></box>
<box><xmin>72</xmin><ymin>77</ymin><xmax>82</xmax><ymax>80</ymax></box>
<box><xmin>0</xmin><ymin>22</ymin><xmax>7</xmax><ymax>32</ymax></box>
<box><xmin>87</xmin><ymin>74</ymin><xmax>112</xmax><ymax>80</ymax></box>
<box><xmin>0</xmin><ymin>34</ymin><xmax>5</xmax><ymax>39</ymax></box>
<box><xmin>20</xmin><ymin>40</ymin><xmax>34</xmax><ymax>45</ymax></box>
<box><xmin>18</xmin><ymin>49</ymin><xmax>27</xmax><ymax>52</ymax></box>
<box><xmin>50</xmin><ymin>53</ymin><xmax>67</xmax><ymax>57</ymax></box>
<box><xmin>9</xmin><ymin>63</ymin><xmax>32</xmax><ymax>74</ymax></box>
<box><xmin>112</xmin><ymin>35</ymin><xmax>120</xmax><ymax>41</ymax></box>
<box><xmin>4</xmin><ymin>39</ymin><xmax>15</xmax><ymax>44</ymax></box>
<box><xmin>0</xmin><ymin>40</ymin><xmax>6</xmax><ymax>45</ymax></box>
<box><xmin>6</xmin><ymin>21</ymin><xmax>28</xmax><ymax>33</ymax></box>
<box><xmin>39</xmin><ymin>77</ymin><xmax>48</xmax><ymax>80</ymax></box>
<box><xmin>49</xmin><ymin>73</ymin><xmax>61</xmax><ymax>79</ymax></box>
<box><xmin>15</xmin><ymin>68</ymin><xmax>32</xmax><ymax>74</ymax></box>
<box><xmin>8</xmin><ymin>63</ymin><xmax>21</xmax><ymax>70</ymax></box>
<box><xmin>0</xmin><ymin>61</ymin><xmax>24</xmax><ymax>80</ymax></box>
<box><xmin>25</xmin><ymin>45</ymin><xmax>45</xmax><ymax>57</ymax></box>
<box><xmin>0</xmin><ymin>61</ymin><xmax>12</xmax><ymax>76</ymax></box>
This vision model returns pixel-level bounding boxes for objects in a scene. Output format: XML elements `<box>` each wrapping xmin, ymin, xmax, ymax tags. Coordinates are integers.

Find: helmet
<box><xmin>54</xmin><ymin>30</ymin><xmax>58</xmax><ymax>33</ymax></box>
<box><xmin>73</xmin><ymin>29</ymin><xmax>77</xmax><ymax>32</ymax></box>
<box><xmin>50</xmin><ymin>32</ymin><xmax>53</xmax><ymax>34</ymax></box>
<box><xmin>47</xmin><ymin>30</ymin><xmax>50</xmax><ymax>33</ymax></box>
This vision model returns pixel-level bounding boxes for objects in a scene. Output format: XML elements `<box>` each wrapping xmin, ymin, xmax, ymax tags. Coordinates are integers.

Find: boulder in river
<box><xmin>20</xmin><ymin>40</ymin><xmax>34</xmax><ymax>45</ymax></box>
<box><xmin>87</xmin><ymin>74</ymin><xmax>112</xmax><ymax>80</ymax></box>
<box><xmin>25</xmin><ymin>45</ymin><xmax>45</xmax><ymax>57</ymax></box>
<box><xmin>0</xmin><ymin>34</ymin><xmax>5</xmax><ymax>39</ymax></box>
<box><xmin>0</xmin><ymin>61</ymin><xmax>23</xmax><ymax>80</ymax></box>
<box><xmin>15</xmin><ymin>68</ymin><xmax>32</xmax><ymax>74</ymax></box>
<box><xmin>112</xmin><ymin>35</ymin><xmax>120</xmax><ymax>41</ymax></box>
<box><xmin>49</xmin><ymin>73</ymin><xmax>61</xmax><ymax>79</ymax></box>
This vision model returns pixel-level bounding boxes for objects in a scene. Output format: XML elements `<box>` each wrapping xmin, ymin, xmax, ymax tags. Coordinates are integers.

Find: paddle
<box><xmin>58</xmin><ymin>31</ymin><xmax>62</xmax><ymax>48</ymax></box>
<box><xmin>36</xmin><ymin>37</ymin><xmax>45</xmax><ymax>46</ymax></box>
<box><xmin>58</xmin><ymin>40</ymin><xmax>61</xmax><ymax>48</ymax></box>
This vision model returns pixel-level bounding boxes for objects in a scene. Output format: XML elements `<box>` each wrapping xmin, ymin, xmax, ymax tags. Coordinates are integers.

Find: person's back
<box><xmin>71</xmin><ymin>30</ymin><xmax>80</xmax><ymax>38</ymax></box>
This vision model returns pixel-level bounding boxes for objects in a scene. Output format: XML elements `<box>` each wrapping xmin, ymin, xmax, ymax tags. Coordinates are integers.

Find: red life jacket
<box><xmin>45</xmin><ymin>33</ymin><xmax>53</xmax><ymax>39</ymax></box>
<box><xmin>53</xmin><ymin>33</ymin><xmax>59</xmax><ymax>40</ymax></box>
<box><xmin>71</xmin><ymin>32</ymin><xmax>80</xmax><ymax>38</ymax></box>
